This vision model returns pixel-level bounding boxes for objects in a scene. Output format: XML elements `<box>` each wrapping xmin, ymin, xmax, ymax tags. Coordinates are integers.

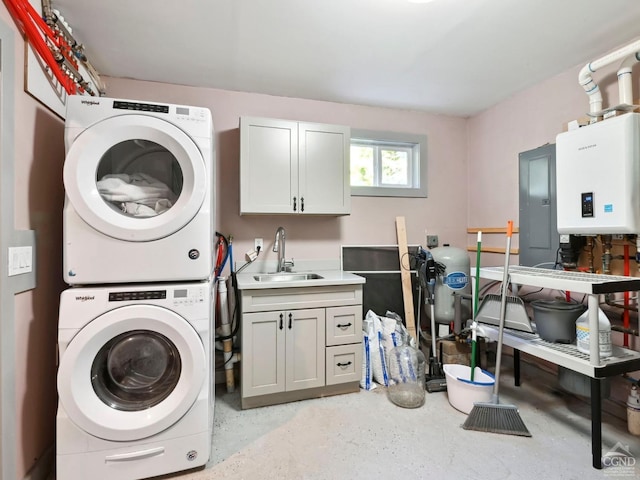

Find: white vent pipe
<box><xmin>578</xmin><ymin>39</ymin><xmax>640</xmax><ymax>117</ymax></box>
<box><xmin>617</xmin><ymin>52</ymin><xmax>640</xmax><ymax>106</ymax></box>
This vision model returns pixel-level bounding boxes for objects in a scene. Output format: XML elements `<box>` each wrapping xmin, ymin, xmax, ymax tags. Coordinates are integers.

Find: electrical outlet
<box><xmin>426</xmin><ymin>235</ymin><xmax>438</xmax><ymax>248</ymax></box>
<box><xmin>254</xmin><ymin>238</ymin><xmax>264</xmax><ymax>251</ymax></box>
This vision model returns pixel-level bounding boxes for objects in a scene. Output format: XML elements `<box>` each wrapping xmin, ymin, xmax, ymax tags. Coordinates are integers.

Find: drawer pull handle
<box><xmin>279</xmin><ymin>313</ymin><xmax>283</xmax><ymax>330</ymax></box>
<box><xmin>106</xmin><ymin>447</ymin><xmax>165</xmax><ymax>462</ymax></box>
<box><xmin>288</xmin><ymin>313</ymin><xmax>292</xmax><ymax>329</ymax></box>
<box><xmin>336</xmin><ymin>323</ymin><xmax>352</xmax><ymax>329</ymax></box>
<box><xmin>337</xmin><ymin>361</ymin><xmax>352</xmax><ymax>368</ymax></box>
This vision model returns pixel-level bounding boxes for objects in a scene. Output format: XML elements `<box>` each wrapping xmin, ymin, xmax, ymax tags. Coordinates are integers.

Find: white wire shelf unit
<box><xmin>478</xmin><ymin>265</ymin><xmax>640</xmax><ymax>469</ymax></box>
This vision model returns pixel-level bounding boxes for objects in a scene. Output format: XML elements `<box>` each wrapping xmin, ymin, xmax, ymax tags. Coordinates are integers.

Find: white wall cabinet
<box><xmin>240</xmin><ymin>285</ymin><xmax>363</xmax><ymax>409</ymax></box>
<box><xmin>240</xmin><ymin>117</ymin><xmax>351</xmax><ymax>215</ymax></box>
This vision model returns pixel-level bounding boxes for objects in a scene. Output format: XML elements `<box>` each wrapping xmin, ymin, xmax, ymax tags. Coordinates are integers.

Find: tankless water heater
<box><xmin>556</xmin><ymin>112</ymin><xmax>640</xmax><ymax>234</ymax></box>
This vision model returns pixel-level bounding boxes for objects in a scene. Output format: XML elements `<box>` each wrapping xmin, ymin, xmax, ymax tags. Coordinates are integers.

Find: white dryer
<box><xmin>63</xmin><ymin>96</ymin><xmax>215</xmax><ymax>285</ymax></box>
<box><xmin>56</xmin><ymin>281</ymin><xmax>214</xmax><ymax>480</ymax></box>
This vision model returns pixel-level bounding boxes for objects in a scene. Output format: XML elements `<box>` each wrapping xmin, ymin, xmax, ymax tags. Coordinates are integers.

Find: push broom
<box><xmin>462</xmin><ymin>221</ymin><xmax>531</xmax><ymax>437</ymax></box>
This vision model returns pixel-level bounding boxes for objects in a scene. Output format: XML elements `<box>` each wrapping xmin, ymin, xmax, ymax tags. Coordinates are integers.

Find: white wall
<box><xmin>467</xmin><ymin>37</ymin><xmax>640</xmax><ymax>264</ymax></box>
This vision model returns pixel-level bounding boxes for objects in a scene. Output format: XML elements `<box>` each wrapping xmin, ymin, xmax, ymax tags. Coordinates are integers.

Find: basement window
<box><xmin>350</xmin><ymin>130</ymin><xmax>427</xmax><ymax>197</ymax></box>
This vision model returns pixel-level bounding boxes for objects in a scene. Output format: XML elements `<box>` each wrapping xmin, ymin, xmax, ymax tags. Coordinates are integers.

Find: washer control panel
<box><xmin>172</xmin><ymin>287</ymin><xmax>206</xmax><ymax>306</ymax></box>
<box><xmin>107</xmin><ymin>287</ymin><xmax>206</xmax><ymax>306</ymax></box>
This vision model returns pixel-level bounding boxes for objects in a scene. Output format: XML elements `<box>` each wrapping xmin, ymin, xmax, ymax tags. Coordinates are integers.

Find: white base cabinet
<box><xmin>240</xmin><ymin>285</ymin><xmax>363</xmax><ymax>409</ymax></box>
<box><xmin>242</xmin><ymin>308</ymin><xmax>325</xmax><ymax>398</ymax></box>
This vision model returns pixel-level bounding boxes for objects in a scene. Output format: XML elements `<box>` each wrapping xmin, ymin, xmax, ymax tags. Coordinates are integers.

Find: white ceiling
<box><xmin>52</xmin><ymin>0</ymin><xmax>640</xmax><ymax>117</ymax></box>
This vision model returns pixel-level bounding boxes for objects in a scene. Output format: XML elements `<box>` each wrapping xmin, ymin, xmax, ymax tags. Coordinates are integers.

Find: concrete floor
<box><xmin>157</xmin><ymin>358</ymin><xmax>640</xmax><ymax>480</ymax></box>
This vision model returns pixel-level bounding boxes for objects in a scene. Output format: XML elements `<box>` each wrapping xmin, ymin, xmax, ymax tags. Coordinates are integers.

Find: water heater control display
<box><xmin>581</xmin><ymin>192</ymin><xmax>594</xmax><ymax>218</ymax></box>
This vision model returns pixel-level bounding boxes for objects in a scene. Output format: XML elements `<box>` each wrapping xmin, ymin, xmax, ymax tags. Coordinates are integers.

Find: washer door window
<box><xmin>63</xmin><ymin>115</ymin><xmax>207</xmax><ymax>242</ymax></box>
<box><xmin>91</xmin><ymin>330</ymin><xmax>181</xmax><ymax>411</ymax></box>
<box><xmin>57</xmin><ymin>305</ymin><xmax>206</xmax><ymax>442</ymax></box>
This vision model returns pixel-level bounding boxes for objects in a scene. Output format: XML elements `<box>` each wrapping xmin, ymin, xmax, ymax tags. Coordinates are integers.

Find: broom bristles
<box><xmin>462</xmin><ymin>402</ymin><xmax>532</xmax><ymax>437</ymax></box>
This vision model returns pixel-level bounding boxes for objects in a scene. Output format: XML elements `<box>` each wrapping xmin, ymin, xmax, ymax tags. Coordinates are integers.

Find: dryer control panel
<box><xmin>109</xmin><ymin>290</ymin><xmax>167</xmax><ymax>302</ymax></box>
<box><xmin>113</xmin><ymin>100</ymin><xmax>169</xmax><ymax>113</ymax></box>
<box><xmin>106</xmin><ymin>287</ymin><xmax>206</xmax><ymax>306</ymax></box>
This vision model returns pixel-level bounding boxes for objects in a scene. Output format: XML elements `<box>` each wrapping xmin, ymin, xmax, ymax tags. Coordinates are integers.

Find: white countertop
<box><xmin>236</xmin><ymin>269</ymin><xmax>366</xmax><ymax>290</ymax></box>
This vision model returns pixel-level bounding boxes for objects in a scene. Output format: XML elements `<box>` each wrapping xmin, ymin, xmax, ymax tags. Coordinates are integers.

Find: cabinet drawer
<box><xmin>326</xmin><ymin>344</ymin><xmax>362</xmax><ymax>386</ymax></box>
<box><xmin>326</xmin><ymin>305</ymin><xmax>362</xmax><ymax>346</ymax></box>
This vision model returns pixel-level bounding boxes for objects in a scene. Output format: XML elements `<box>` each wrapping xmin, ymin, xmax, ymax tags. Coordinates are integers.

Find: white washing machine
<box><xmin>56</xmin><ymin>281</ymin><xmax>214</xmax><ymax>480</ymax></box>
<box><xmin>63</xmin><ymin>96</ymin><xmax>215</xmax><ymax>285</ymax></box>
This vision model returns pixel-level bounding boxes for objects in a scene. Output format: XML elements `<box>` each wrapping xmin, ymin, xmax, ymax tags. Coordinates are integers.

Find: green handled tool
<box><xmin>471</xmin><ymin>231</ymin><xmax>482</xmax><ymax>381</ymax></box>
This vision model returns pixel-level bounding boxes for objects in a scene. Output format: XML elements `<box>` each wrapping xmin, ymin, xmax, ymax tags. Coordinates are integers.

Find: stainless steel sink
<box><xmin>253</xmin><ymin>273</ymin><xmax>324</xmax><ymax>282</ymax></box>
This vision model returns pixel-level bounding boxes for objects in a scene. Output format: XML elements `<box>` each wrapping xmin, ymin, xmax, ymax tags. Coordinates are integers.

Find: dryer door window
<box><xmin>57</xmin><ymin>304</ymin><xmax>206</xmax><ymax>442</ymax></box>
<box><xmin>95</xmin><ymin>139</ymin><xmax>184</xmax><ymax>219</ymax></box>
<box><xmin>63</xmin><ymin>115</ymin><xmax>209</xmax><ymax>242</ymax></box>
<box><xmin>91</xmin><ymin>330</ymin><xmax>182</xmax><ymax>411</ymax></box>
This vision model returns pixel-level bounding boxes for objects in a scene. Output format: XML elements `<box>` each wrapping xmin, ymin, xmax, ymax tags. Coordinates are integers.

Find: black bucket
<box><xmin>530</xmin><ymin>300</ymin><xmax>587</xmax><ymax>343</ymax></box>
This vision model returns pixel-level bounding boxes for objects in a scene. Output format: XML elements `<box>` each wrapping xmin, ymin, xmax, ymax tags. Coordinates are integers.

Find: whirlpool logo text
<box><xmin>75</xmin><ymin>295</ymin><xmax>95</xmax><ymax>302</ymax></box>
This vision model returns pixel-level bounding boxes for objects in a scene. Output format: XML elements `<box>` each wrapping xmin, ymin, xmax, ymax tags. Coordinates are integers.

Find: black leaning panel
<box><xmin>342</xmin><ymin>245</ymin><xmax>422</xmax><ymax>321</ymax></box>
<box><xmin>342</xmin><ymin>245</ymin><xmax>419</xmax><ymax>272</ymax></box>
<box><xmin>355</xmin><ymin>272</ymin><xmax>422</xmax><ymax>321</ymax></box>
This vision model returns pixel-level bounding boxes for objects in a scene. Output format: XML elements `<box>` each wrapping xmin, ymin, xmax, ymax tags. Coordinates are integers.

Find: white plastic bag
<box><xmin>363</xmin><ymin>310</ymin><xmax>389</xmax><ymax>386</ymax></box>
<box><xmin>359</xmin><ymin>332</ymin><xmax>376</xmax><ymax>390</ymax></box>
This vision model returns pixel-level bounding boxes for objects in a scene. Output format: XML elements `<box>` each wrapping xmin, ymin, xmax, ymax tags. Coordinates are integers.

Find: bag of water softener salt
<box><xmin>384</xmin><ymin>310</ymin><xmax>416</xmax><ymax>348</ymax></box>
<box><xmin>359</xmin><ymin>332</ymin><xmax>376</xmax><ymax>390</ymax></box>
<box><xmin>363</xmin><ymin>310</ymin><xmax>389</xmax><ymax>386</ymax></box>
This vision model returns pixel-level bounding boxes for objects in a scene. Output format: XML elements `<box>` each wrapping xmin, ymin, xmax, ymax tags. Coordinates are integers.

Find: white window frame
<box><xmin>350</xmin><ymin>129</ymin><xmax>427</xmax><ymax>198</ymax></box>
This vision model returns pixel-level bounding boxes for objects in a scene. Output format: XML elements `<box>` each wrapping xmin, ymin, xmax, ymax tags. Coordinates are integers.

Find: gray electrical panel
<box><xmin>519</xmin><ymin>144</ymin><xmax>559</xmax><ymax>268</ymax></box>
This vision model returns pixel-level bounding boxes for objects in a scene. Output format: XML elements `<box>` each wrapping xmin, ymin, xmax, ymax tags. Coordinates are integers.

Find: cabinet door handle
<box><xmin>279</xmin><ymin>313</ymin><xmax>283</xmax><ymax>330</ymax></box>
<box><xmin>288</xmin><ymin>313</ymin><xmax>292</xmax><ymax>329</ymax></box>
<box><xmin>300</xmin><ymin>197</ymin><xmax>304</xmax><ymax>212</ymax></box>
<box><xmin>336</xmin><ymin>361</ymin><xmax>352</xmax><ymax>368</ymax></box>
<box><xmin>293</xmin><ymin>196</ymin><xmax>297</xmax><ymax>212</ymax></box>
<box><xmin>336</xmin><ymin>323</ymin><xmax>352</xmax><ymax>329</ymax></box>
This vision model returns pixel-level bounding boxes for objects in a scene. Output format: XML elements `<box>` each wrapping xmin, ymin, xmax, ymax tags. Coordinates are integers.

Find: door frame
<box><xmin>0</xmin><ymin>17</ymin><xmax>17</xmax><ymax>480</ymax></box>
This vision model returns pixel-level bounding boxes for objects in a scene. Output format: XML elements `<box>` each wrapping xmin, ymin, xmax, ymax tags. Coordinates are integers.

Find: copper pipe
<box><xmin>601</xmin><ymin>234</ymin><xmax>613</xmax><ymax>275</ymax></box>
<box><xmin>586</xmin><ymin>236</ymin><xmax>595</xmax><ymax>273</ymax></box>
<box><xmin>623</xmin><ymin>244</ymin><xmax>630</xmax><ymax>347</ymax></box>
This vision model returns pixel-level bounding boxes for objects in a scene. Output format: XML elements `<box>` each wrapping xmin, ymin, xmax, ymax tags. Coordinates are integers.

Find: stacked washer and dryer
<box><xmin>57</xmin><ymin>96</ymin><xmax>216</xmax><ymax>480</ymax></box>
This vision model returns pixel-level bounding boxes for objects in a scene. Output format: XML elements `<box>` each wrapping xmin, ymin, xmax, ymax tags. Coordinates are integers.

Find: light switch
<box><xmin>8</xmin><ymin>246</ymin><xmax>33</xmax><ymax>276</ymax></box>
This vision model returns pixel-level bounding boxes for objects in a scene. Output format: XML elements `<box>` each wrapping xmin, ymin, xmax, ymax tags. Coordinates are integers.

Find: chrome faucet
<box><xmin>273</xmin><ymin>226</ymin><xmax>294</xmax><ymax>272</ymax></box>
